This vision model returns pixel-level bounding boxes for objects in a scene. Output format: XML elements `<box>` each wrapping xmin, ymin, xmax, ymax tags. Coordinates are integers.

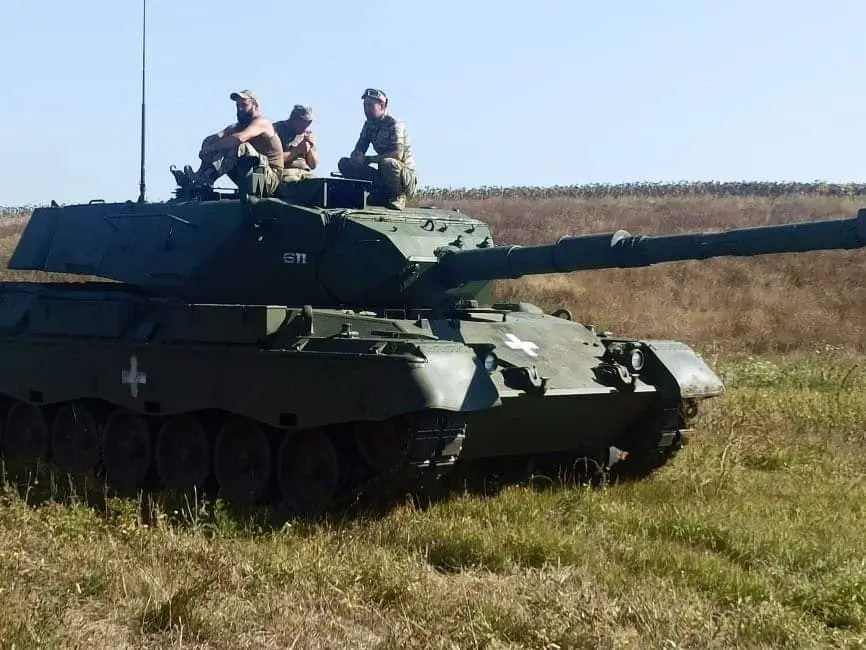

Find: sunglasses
<box><xmin>362</xmin><ymin>88</ymin><xmax>387</xmax><ymax>102</ymax></box>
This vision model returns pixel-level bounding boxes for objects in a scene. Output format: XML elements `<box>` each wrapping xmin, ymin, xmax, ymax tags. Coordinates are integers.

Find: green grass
<box><xmin>1</xmin><ymin>353</ymin><xmax>865</xmax><ymax>648</ymax></box>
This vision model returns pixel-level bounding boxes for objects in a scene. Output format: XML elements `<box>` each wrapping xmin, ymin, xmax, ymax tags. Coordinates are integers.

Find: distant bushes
<box><xmin>3</xmin><ymin>181</ymin><xmax>866</xmax><ymax>215</ymax></box>
<box><xmin>417</xmin><ymin>181</ymin><xmax>866</xmax><ymax>201</ymax></box>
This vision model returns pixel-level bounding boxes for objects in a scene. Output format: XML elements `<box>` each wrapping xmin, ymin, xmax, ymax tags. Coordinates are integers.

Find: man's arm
<box><xmin>350</xmin><ymin>122</ymin><xmax>372</xmax><ymax>159</ymax></box>
<box><xmin>304</xmin><ymin>132</ymin><xmax>319</xmax><ymax>169</ymax></box>
<box><xmin>198</xmin><ymin>124</ymin><xmax>237</xmax><ymax>158</ymax></box>
<box><xmin>201</xmin><ymin>118</ymin><xmax>271</xmax><ymax>155</ymax></box>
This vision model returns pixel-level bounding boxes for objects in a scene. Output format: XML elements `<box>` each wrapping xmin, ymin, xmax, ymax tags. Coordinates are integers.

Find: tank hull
<box><xmin>0</xmin><ymin>281</ymin><xmax>723</xmax><ymax>513</ymax></box>
<box><xmin>0</xmin><ymin>283</ymin><xmax>497</xmax><ymax>515</ymax></box>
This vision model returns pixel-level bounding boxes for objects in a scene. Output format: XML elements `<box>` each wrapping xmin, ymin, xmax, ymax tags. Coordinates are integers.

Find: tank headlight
<box><xmin>629</xmin><ymin>348</ymin><xmax>645</xmax><ymax>372</ymax></box>
<box><xmin>483</xmin><ymin>352</ymin><xmax>498</xmax><ymax>373</ymax></box>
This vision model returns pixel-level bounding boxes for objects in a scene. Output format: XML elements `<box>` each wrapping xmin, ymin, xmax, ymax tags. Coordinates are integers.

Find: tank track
<box><xmin>429</xmin><ymin>397</ymin><xmax>696</xmax><ymax>497</ymax></box>
<box><xmin>0</xmin><ymin>393</ymin><xmax>467</xmax><ymax>519</ymax></box>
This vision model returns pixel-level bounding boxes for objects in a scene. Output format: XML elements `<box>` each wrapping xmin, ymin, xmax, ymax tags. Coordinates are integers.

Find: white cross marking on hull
<box><xmin>121</xmin><ymin>354</ymin><xmax>147</xmax><ymax>398</ymax></box>
<box><xmin>504</xmin><ymin>333</ymin><xmax>539</xmax><ymax>357</ymax></box>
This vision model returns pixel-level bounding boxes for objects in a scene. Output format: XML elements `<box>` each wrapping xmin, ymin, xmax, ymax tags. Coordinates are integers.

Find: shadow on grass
<box><xmin>0</xmin><ymin>448</ymin><xmax>660</xmax><ymax>536</ymax></box>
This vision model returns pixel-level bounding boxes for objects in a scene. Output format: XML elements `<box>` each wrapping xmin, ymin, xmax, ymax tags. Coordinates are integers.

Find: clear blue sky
<box><xmin>1</xmin><ymin>0</ymin><xmax>864</xmax><ymax>206</ymax></box>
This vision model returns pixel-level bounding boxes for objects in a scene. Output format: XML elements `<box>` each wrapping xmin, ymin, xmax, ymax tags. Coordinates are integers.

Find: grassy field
<box><xmin>0</xmin><ymin>194</ymin><xmax>865</xmax><ymax>648</ymax></box>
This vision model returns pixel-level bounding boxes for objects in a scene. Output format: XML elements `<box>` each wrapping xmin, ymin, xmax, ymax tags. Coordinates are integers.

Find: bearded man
<box><xmin>172</xmin><ymin>89</ymin><xmax>285</xmax><ymax>196</ymax></box>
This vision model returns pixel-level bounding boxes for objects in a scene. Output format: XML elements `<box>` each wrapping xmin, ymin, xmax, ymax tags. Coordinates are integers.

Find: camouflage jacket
<box><xmin>353</xmin><ymin>114</ymin><xmax>414</xmax><ymax>169</ymax></box>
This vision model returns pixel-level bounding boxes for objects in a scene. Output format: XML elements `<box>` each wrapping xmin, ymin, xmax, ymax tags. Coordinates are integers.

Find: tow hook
<box><xmin>502</xmin><ymin>365</ymin><xmax>549</xmax><ymax>396</ymax></box>
<box><xmin>594</xmin><ymin>361</ymin><xmax>635</xmax><ymax>391</ymax></box>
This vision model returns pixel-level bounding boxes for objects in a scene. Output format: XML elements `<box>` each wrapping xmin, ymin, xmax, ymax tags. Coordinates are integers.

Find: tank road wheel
<box><xmin>276</xmin><ymin>428</ymin><xmax>339</xmax><ymax>516</ymax></box>
<box><xmin>4</xmin><ymin>402</ymin><xmax>50</xmax><ymax>463</ymax></box>
<box><xmin>353</xmin><ymin>418</ymin><xmax>407</xmax><ymax>474</ymax></box>
<box><xmin>155</xmin><ymin>415</ymin><xmax>210</xmax><ymax>494</ymax></box>
<box><xmin>213</xmin><ymin>417</ymin><xmax>271</xmax><ymax>506</ymax></box>
<box><xmin>102</xmin><ymin>410</ymin><xmax>153</xmax><ymax>494</ymax></box>
<box><xmin>51</xmin><ymin>402</ymin><xmax>102</xmax><ymax>490</ymax></box>
<box><xmin>3</xmin><ymin>402</ymin><xmax>50</xmax><ymax>485</ymax></box>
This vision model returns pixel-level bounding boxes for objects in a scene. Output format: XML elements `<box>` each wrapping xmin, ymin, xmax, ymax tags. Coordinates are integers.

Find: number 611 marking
<box><xmin>282</xmin><ymin>252</ymin><xmax>308</xmax><ymax>264</ymax></box>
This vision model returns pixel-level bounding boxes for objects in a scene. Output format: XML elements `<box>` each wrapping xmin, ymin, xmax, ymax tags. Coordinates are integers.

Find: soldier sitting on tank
<box><xmin>171</xmin><ymin>89</ymin><xmax>284</xmax><ymax>197</ymax></box>
<box><xmin>274</xmin><ymin>105</ymin><xmax>318</xmax><ymax>182</ymax></box>
<box><xmin>337</xmin><ymin>88</ymin><xmax>417</xmax><ymax>210</ymax></box>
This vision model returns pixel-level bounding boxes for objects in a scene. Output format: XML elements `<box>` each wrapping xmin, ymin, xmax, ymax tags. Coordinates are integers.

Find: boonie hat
<box><xmin>290</xmin><ymin>104</ymin><xmax>314</xmax><ymax>121</ymax></box>
<box><xmin>230</xmin><ymin>89</ymin><xmax>258</xmax><ymax>103</ymax></box>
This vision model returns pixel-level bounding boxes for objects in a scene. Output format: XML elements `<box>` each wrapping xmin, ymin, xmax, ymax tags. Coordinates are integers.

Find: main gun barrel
<box><xmin>436</xmin><ymin>208</ymin><xmax>866</xmax><ymax>286</ymax></box>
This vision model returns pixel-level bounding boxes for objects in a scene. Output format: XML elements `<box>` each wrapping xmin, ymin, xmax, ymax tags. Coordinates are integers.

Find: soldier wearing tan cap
<box><xmin>274</xmin><ymin>104</ymin><xmax>319</xmax><ymax>181</ymax></box>
<box><xmin>172</xmin><ymin>89</ymin><xmax>285</xmax><ymax>196</ymax></box>
<box><xmin>338</xmin><ymin>88</ymin><xmax>417</xmax><ymax>210</ymax></box>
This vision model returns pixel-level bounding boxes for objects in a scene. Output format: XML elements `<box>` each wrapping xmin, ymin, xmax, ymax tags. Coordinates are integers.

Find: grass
<box><xmin>1</xmin><ymin>194</ymin><xmax>866</xmax><ymax>647</ymax></box>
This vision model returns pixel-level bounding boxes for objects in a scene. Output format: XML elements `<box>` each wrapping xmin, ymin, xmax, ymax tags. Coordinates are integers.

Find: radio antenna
<box><xmin>137</xmin><ymin>0</ymin><xmax>147</xmax><ymax>203</ymax></box>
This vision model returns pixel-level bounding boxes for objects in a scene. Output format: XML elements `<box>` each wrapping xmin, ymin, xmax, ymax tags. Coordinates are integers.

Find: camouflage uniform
<box><xmin>195</xmin><ymin>141</ymin><xmax>284</xmax><ymax>195</ymax></box>
<box><xmin>175</xmin><ymin>90</ymin><xmax>285</xmax><ymax>197</ymax></box>
<box><xmin>338</xmin><ymin>96</ymin><xmax>417</xmax><ymax>207</ymax></box>
<box><xmin>274</xmin><ymin>105</ymin><xmax>316</xmax><ymax>183</ymax></box>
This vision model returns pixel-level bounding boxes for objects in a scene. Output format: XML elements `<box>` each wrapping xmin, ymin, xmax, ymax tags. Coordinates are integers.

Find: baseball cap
<box><xmin>290</xmin><ymin>104</ymin><xmax>314</xmax><ymax>121</ymax></box>
<box><xmin>230</xmin><ymin>89</ymin><xmax>258</xmax><ymax>103</ymax></box>
<box><xmin>361</xmin><ymin>88</ymin><xmax>388</xmax><ymax>103</ymax></box>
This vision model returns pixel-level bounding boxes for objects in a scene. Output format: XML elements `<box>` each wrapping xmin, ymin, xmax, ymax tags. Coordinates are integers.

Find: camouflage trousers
<box><xmin>195</xmin><ymin>142</ymin><xmax>282</xmax><ymax>196</ymax></box>
<box><xmin>281</xmin><ymin>161</ymin><xmax>316</xmax><ymax>183</ymax></box>
<box><xmin>337</xmin><ymin>157</ymin><xmax>418</xmax><ymax>202</ymax></box>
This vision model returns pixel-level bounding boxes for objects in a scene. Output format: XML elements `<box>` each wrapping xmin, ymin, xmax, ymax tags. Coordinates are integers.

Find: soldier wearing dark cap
<box><xmin>337</xmin><ymin>88</ymin><xmax>417</xmax><ymax>209</ymax></box>
<box><xmin>172</xmin><ymin>89</ymin><xmax>284</xmax><ymax>196</ymax></box>
<box><xmin>274</xmin><ymin>104</ymin><xmax>318</xmax><ymax>181</ymax></box>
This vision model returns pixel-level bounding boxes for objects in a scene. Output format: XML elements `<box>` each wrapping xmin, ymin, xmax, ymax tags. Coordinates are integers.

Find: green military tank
<box><xmin>1</xmin><ymin>167</ymin><xmax>865</xmax><ymax>515</ymax></box>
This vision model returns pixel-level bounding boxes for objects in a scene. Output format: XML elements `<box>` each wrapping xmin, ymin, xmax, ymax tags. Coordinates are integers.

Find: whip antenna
<box><xmin>137</xmin><ymin>0</ymin><xmax>147</xmax><ymax>203</ymax></box>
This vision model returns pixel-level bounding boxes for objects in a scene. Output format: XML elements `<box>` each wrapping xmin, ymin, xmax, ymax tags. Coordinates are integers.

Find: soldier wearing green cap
<box><xmin>337</xmin><ymin>88</ymin><xmax>417</xmax><ymax>210</ymax></box>
<box><xmin>274</xmin><ymin>104</ymin><xmax>318</xmax><ymax>182</ymax></box>
<box><xmin>172</xmin><ymin>89</ymin><xmax>285</xmax><ymax>196</ymax></box>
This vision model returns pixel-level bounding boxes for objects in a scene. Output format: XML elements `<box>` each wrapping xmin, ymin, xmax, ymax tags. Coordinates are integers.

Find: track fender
<box><xmin>641</xmin><ymin>340</ymin><xmax>725</xmax><ymax>399</ymax></box>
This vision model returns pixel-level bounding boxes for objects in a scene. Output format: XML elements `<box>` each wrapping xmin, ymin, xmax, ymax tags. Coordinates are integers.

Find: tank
<box><xmin>1</xmin><ymin>172</ymin><xmax>864</xmax><ymax>514</ymax></box>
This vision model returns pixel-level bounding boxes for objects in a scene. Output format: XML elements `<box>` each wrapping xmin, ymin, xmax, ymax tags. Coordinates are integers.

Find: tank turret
<box><xmin>9</xmin><ymin>177</ymin><xmax>866</xmax><ymax>310</ymax></box>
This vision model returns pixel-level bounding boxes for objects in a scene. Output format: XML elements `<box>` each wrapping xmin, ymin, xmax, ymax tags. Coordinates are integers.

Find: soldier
<box><xmin>337</xmin><ymin>88</ymin><xmax>417</xmax><ymax>209</ymax></box>
<box><xmin>274</xmin><ymin>105</ymin><xmax>319</xmax><ymax>182</ymax></box>
<box><xmin>172</xmin><ymin>89</ymin><xmax>284</xmax><ymax>196</ymax></box>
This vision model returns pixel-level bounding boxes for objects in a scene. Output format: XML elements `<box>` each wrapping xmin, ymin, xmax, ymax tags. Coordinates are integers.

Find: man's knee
<box><xmin>237</xmin><ymin>142</ymin><xmax>262</xmax><ymax>159</ymax></box>
<box><xmin>338</xmin><ymin>157</ymin><xmax>358</xmax><ymax>175</ymax></box>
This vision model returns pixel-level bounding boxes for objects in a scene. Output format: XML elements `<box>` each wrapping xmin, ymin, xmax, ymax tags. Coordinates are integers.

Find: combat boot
<box><xmin>170</xmin><ymin>165</ymin><xmax>191</xmax><ymax>188</ymax></box>
<box><xmin>387</xmin><ymin>194</ymin><xmax>406</xmax><ymax>210</ymax></box>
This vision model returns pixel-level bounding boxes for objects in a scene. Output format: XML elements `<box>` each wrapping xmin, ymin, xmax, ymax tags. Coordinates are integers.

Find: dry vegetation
<box><xmin>1</xmin><ymin>193</ymin><xmax>865</xmax><ymax>648</ymax></box>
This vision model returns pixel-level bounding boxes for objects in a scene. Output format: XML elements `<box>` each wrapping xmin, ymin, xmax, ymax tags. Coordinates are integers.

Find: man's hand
<box><xmin>287</xmin><ymin>136</ymin><xmax>311</xmax><ymax>155</ymax></box>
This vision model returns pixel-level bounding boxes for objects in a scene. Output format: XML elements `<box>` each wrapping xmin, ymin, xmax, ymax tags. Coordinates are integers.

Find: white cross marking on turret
<box><xmin>121</xmin><ymin>354</ymin><xmax>147</xmax><ymax>398</ymax></box>
<box><xmin>504</xmin><ymin>333</ymin><xmax>539</xmax><ymax>357</ymax></box>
